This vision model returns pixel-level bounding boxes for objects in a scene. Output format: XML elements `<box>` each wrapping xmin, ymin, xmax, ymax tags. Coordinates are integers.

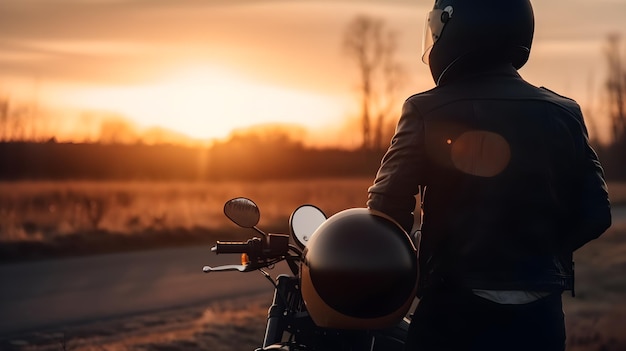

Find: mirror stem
<box><xmin>252</xmin><ymin>226</ymin><xmax>267</xmax><ymax>238</ymax></box>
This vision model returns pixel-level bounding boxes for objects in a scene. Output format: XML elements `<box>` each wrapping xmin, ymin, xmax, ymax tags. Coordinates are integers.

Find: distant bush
<box><xmin>0</xmin><ymin>141</ymin><xmax>384</xmax><ymax>181</ymax></box>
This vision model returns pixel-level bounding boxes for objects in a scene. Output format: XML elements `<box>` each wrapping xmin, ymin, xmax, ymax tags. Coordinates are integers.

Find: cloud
<box><xmin>0</xmin><ymin>0</ymin><xmax>426</xmax><ymax>89</ymax></box>
<box><xmin>0</xmin><ymin>0</ymin><xmax>623</xmax><ymax>107</ymax></box>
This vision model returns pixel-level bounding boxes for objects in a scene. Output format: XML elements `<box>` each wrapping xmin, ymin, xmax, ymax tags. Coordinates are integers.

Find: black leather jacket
<box><xmin>368</xmin><ymin>64</ymin><xmax>611</xmax><ymax>295</ymax></box>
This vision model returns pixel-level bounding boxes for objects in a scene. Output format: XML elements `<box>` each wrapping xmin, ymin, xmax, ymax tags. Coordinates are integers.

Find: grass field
<box><xmin>0</xmin><ymin>178</ymin><xmax>624</xmax><ymax>261</ymax></box>
<box><xmin>1</xmin><ymin>179</ymin><xmax>623</xmax><ymax>243</ymax></box>
<box><xmin>0</xmin><ymin>178</ymin><xmax>376</xmax><ymax>239</ymax></box>
<box><xmin>0</xmin><ymin>178</ymin><xmax>377</xmax><ymax>261</ymax></box>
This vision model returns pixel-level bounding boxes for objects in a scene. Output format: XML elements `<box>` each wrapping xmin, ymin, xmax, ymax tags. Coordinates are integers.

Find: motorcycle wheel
<box><xmin>258</xmin><ymin>317</ymin><xmax>409</xmax><ymax>351</ymax></box>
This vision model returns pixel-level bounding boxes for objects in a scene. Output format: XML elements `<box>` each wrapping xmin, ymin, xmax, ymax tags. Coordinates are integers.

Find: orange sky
<box><xmin>1</xmin><ymin>0</ymin><xmax>625</xmax><ymax>145</ymax></box>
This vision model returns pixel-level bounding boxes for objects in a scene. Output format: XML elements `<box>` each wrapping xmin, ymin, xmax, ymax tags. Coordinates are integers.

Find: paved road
<box><xmin>1</xmin><ymin>206</ymin><xmax>624</xmax><ymax>336</ymax></box>
<box><xmin>0</xmin><ymin>245</ymin><xmax>287</xmax><ymax>336</ymax></box>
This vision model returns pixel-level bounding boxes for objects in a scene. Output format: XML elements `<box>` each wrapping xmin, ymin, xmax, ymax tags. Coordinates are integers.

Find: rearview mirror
<box><xmin>224</xmin><ymin>197</ymin><xmax>260</xmax><ymax>228</ymax></box>
<box><xmin>290</xmin><ymin>205</ymin><xmax>327</xmax><ymax>249</ymax></box>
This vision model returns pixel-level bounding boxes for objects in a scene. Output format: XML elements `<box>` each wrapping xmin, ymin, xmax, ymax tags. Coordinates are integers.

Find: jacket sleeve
<box><xmin>367</xmin><ymin>99</ymin><xmax>425</xmax><ymax>233</ymax></box>
<box><xmin>566</xmin><ymin>110</ymin><xmax>612</xmax><ymax>251</ymax></box>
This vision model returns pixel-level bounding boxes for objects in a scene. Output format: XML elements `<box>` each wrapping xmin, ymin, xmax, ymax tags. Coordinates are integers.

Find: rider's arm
<box><xmin>367</xmin><ymin>99</ymin><xmax>424</xmax><ymax>234</ymax></box>
<box><xmin>566</xmin><ymin>110</ymin><xmax>612</xmax><ymax>251</ymax></box>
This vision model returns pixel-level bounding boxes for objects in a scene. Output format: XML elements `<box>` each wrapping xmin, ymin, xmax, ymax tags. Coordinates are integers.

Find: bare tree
<box><xmin>10</xmin><ymin>105</ymin><xmax>30</xmax><ymax>141</ymax></box>
<box><xmin>0</xmin><ymin>95</ymin><xmax>51</xmax><ymax>141</ymax></box>
<box><xmin>604</xmin><ymin>33</ymin><xmax>626</xmax><ymax>143</ymax></box>
<box><xmin>343</xmin><ymin>15</ymin><xmax>405</xmax><ymax>151</ymax></box>
<box><xmin>0</xmin><ymin>96</ymin><xmax>8</xmax><ymax>141</ymax></box>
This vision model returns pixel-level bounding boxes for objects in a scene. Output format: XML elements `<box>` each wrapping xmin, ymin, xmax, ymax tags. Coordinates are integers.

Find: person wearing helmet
<box><xmin>367</xmin><ymin>0</ymin><xmax>611</xmax><ymax>350</ymax></box>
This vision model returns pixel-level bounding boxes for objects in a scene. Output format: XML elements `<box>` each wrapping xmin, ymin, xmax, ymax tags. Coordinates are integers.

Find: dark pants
<box><xmin>404</xmin><ymin>289</ymin><xmax>566</xmax><ymax>351</ymax></box>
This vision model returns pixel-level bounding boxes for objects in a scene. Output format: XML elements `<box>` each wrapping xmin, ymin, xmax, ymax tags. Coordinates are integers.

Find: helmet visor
<box><xmin>421</xmin><ymin>8</ymin><xmax>451</xmax><ymax>64</ymax></box>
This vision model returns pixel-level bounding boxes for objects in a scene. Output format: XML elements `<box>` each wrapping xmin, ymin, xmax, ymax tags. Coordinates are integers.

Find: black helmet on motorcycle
<box><xmin>301</xmin><ymin>208</ymin><xmax>418</xmax><ymax>329</ymax></box>
<box><xmin>422</xmin><ymin>0</ymin><xmax>534</xmax><ymax>85</ymax></box>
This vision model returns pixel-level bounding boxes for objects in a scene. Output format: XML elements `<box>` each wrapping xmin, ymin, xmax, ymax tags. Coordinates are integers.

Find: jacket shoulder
<box><xmin>403</xmin><ymin>86</ymin><xmax>441</xmax><ymax>113</ymax></box>
<box><xmin>405</xmin><ymin>86</ymin><xmax>438</xmax><ymax>101</ymax></box>
<box><xmin>538</xmin><ymin>86</ymin><xmax>582</xmax><ymax>111</ymax></box>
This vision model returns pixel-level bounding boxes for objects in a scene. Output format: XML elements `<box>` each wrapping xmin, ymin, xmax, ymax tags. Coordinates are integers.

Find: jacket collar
<box><xmin>437</xmin><ymin>59</ymin><xmax>521</xmax><ymax>86</ymax></box>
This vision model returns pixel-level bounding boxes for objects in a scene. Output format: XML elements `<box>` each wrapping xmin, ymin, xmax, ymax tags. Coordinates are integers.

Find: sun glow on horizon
<box><xmin>60</xmin><ymin>66</ymin><xmax>350</xmax><ymax>140</ymax></box>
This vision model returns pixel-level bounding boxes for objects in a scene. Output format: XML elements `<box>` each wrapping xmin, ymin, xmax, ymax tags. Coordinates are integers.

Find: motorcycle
<box><xmin>202</xmin><ymin>197</ymin><xmax>413</xmax><ymax>351</ymax></box>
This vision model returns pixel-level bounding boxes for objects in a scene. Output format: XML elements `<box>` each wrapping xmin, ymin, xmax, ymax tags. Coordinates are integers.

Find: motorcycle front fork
<box><xmin>262</xmin><ymin>274</ymin><xmax>295</xmax><ymax>348</ymax></box>
<box><xmin>261</xmin><ymin>274</ymin><xmax>410</xmax><ymax>350</ymax></box>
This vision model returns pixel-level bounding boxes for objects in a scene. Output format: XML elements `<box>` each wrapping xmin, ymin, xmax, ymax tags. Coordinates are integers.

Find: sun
<box><xmin>63</xmin><ymin>65</ymin><xmax>349</xmax><ymax>140</ymax></box>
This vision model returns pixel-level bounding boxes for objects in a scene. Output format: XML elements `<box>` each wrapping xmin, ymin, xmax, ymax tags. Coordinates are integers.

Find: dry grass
<box><xmin>2</xmin><ymin>179</ymin><xmax>623</xmax><ymax>243</ymax></box>
<box><xmin>0</xmin><ymin>179</ymin><xmax>623</xmax><ymax>261</ymax></box>
<box><xmin>0</xmin><ymin>178</ymin><xmax>377</xmax><ymax>262</ymax></box>
<box><xmin>0</xmin><ymin>178</ymin><xmax>374</xmax><ymax>243</ymax></box>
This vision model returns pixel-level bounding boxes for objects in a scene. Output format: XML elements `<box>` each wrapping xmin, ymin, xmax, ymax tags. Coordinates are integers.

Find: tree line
<box><xmin>0</xmin><ymin>136</ymin><xmax>385</xmax><ymax>181</ymax></box>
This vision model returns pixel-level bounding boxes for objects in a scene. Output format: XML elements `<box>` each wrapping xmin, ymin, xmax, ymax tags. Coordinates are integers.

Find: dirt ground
<box><xmin>565</xmin><ymin>305</ymin><xmax>626</xmax><ymax>351</ymax></box>
<box><xmin>0</xmin><ymin>294</ymin><xmax>271</xmax><ymax>351</ymax></box>
<box><xmin>1</xmin><ymin>219</ymin><xmax>624</xmax><ymax>351</ymax></box>
<box><xmin>2</xmin><ymin>294</ymin><xmax>626</xmax><ymax>351</ymax></box>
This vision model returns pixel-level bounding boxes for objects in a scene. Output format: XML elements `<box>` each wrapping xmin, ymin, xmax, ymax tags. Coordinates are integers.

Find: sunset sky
<box><xmin>1</xmin><ymin>0</ymin><xmax>625</xmax><ymax>145</ymax></box>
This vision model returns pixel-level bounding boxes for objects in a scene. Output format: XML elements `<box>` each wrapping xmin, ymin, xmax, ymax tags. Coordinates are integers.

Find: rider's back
<box><xmin>400</xmin><ymin>63</ymin><xmax>610</xmax><ymax>293</ymax></box>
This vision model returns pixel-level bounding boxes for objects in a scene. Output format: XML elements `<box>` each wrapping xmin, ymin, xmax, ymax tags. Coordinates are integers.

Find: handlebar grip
<box><xmin>213</xmin><ymin>241</ymin><xmax>252</xmax><ymax>254</ymax></box>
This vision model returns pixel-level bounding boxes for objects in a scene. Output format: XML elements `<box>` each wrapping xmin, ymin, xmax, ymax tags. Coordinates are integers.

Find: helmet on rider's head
<box><xmin>422</xmin><ymin>0</ymin><xmax>534</xmax><ymax>85</ymax></box>
<box><xmin>301</xmin><ymin>208</ymin><xmax>418</xmax><ymax>330</ymax></box>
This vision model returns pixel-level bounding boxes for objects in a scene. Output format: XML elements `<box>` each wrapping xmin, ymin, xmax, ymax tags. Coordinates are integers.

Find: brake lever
<box><xmin>202</xmin><ymin>264</ymin><xmax>254</xmax><ymax>273</ymax></box>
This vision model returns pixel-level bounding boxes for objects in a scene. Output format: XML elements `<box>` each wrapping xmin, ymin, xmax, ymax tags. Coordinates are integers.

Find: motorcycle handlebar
<box><xmin>208</xmin><ymin>234</ymin><xmax>297</xmax><ymax>275</ymax></box>
<box><xmin>212</xmin><ymin>240</ymin><xmax>259</xmax><ymax>254</ymax></box>
<box><xmin>211</xmin><ymin>234</ymin><xmax>290</xmax><ymax>258</ymax></box>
